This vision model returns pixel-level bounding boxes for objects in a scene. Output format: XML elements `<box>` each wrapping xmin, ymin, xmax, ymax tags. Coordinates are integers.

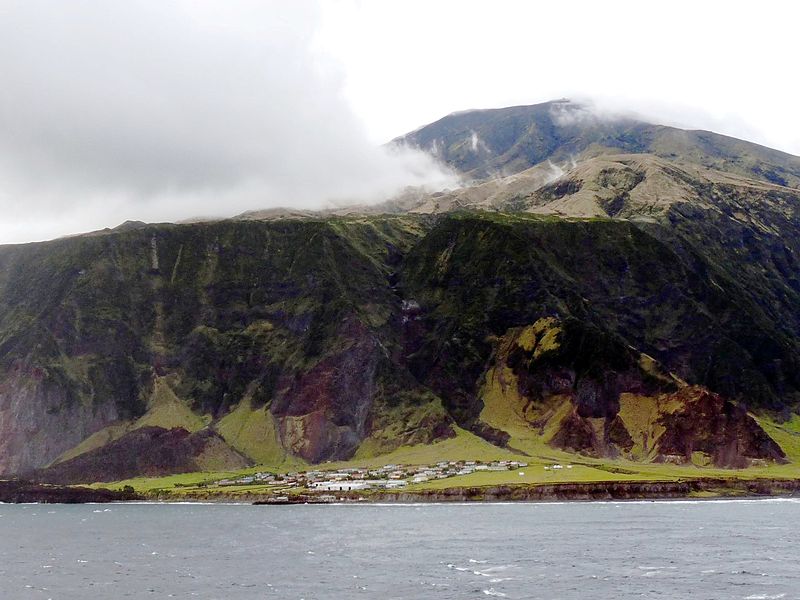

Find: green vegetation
<box><xmin>135</xmin><ymin>377</ymin><xmax>210</xmax><ymax>432</ymax></box>
<box><xmin>756</xmin><ymin>414</ymin><xmax>800</xmax><ymax>462</ymax></box>
<box><xmin>398</xmin><ymin>99</ymin><xmax>800</xmax><ymax>187</ymax></box>
<box><xmin>3</xmin><ymin>125</ymin><xmax>800</xmax><ymax>487</ymax></box>
<box><xmin>346</xmin><ymin>426</ymin><xmax>516</xmax><ymax>467</ymax></box>
<box><xmin>214</xmin><ymin>397</ymin><xmax>287</xmax><ymax>465</ymax></box>
<box><xmin>97</xmin><ymin>436</ymin><xmax>800</xmax><ymax>499</ymax></box>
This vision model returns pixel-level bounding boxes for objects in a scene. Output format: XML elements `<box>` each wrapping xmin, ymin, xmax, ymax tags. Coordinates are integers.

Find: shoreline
<box><xmin>0</xmin><ymin>480</ymin><xmax>140</xmax><ymax>504</ymax></box>
<box><xmin>177</xmin><ymin>477</ymin><xmax>800</xmax><ymax>505</ymax></box>
<box><xmin>4</xmin><ymin>476</ymin><xmax>800</xmax><ymax>505</ymax></box>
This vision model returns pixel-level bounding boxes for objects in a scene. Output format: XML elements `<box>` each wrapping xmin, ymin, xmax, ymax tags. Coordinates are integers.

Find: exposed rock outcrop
<box><xmin>0</xmin><ymin>361</ymin><xmax>121</xmax><ymax>474</ymax></box>
<box><xmin>0</xmin><ymin>480</ymin><xmax>141</xmax><ymax>503</ymax></box>
<box><xmin>2</xmin><ymin>125</ymin><xmax>800</xmax><ymax>480</ymax></box>
<box><xmin>34</xmin><ymin>426</ymin><xmax>251</xmax><ymax>485</ymax></box>
<box><xmin>658</xmin><ymin>387</ymin><xmax>786</xmax><ymax>467</ymax></box>
<box><xmin>475</xmin><ymin>317</ymin><xmax>785</xmax><ymax>467</ymax></box>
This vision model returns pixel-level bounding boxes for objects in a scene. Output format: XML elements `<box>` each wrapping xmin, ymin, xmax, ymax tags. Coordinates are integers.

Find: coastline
<box><xmin>0</xmin><ymin>477</ymin><xmax>800</xmax><ymax>506</ymax></box>
<box><xmin>4</xmin><ymin>476</ymin><xmax>800</xmax><ymax>505</ymax></box>
<box><xmin>0</xmin><ymin>480</ymin><xmax>141</xmax><ymax>504</ymax></box>
<box><xmin>179</xmin><ymin>477</ymin><xmax>800</xmax><ymax>505</ymax></box>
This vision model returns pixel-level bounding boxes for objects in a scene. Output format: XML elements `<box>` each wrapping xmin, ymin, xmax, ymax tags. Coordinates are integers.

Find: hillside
<box><xmin>395</xmin><ymin>99</ymin><xmax>800</xmax><ymax>187</ymax></box>
<box><xmin>2</xmin><ymin>100</ymin><xmax>800</xmax><ymax>485</ymax></box>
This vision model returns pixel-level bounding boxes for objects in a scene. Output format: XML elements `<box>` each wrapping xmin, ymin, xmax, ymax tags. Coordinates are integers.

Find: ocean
<box><xmin>1</xmin><ymin>499</ymin><xmax>797</xmax><ymax>599</ymax></box>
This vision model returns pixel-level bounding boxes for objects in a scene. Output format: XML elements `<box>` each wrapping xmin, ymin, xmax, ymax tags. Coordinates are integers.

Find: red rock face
<box><xmin>548</xmin><ymin>411</ymin><xmax>597</xmax><ymax>453</ymax></box>
<box><xmin>34</xmin><ymin>426</ymin><xmax>251</xmax><ymax>485</ymax></box>
<box><xmin>657</xmin><ymin>387</ymin><xmax>786</xmax><ymax>467</ymax></box>
<box><xmin>546</xmin><ymin>386</ymin><xmax>786</xmax><ymax>467</ymax></box>
<box><xmin>271</xmin><ymin>319</ymin><xmax>380</xmax><ymax>463</ymax></box>
<box><xmin>0</xmin><ymin>361</ymin><xmax>120</xmax><ymax>474</ymax></box>
<box><xmin>483</xmin><ymin>320</ymin><xmax>787</xmax><ymax>467</ymax></box>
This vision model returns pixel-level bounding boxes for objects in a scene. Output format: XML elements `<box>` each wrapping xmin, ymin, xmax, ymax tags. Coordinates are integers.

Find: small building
<box><xmin>310</xmin><ymin>481</ymin><xmax>368</xmax><ymax>492</ymax></box>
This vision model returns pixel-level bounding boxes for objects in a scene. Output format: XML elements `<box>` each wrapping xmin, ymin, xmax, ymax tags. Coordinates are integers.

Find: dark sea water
<box><xmin>0</xmin><ymin>499</ymin><xmax>798</xmax><ymax>599</ymax></box>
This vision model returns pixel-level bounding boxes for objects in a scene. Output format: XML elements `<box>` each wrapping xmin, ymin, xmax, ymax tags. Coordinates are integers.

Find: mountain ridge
<box><xmin>394</xmin><ymin>99</ymin><xmax>800</xmax><ymax>187</ymax></box>
<box><xmin>2</xmin><ymin>100</ymin><xmax>800</xmax><ymax>485</ymax></box>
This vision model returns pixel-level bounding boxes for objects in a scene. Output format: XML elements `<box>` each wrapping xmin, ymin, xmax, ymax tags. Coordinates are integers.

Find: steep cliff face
<box><xmin>0</xmin><ymin>361</ymin><xmax>121</xmax><ymax>474</ymax></box>
<box><xmin>400</xmin><ymin>213</ymin><xmax>800</xmax><ymax>416</ymax></box>
<box><xmin>4</xmin><ymin>99</ymin><xmax>800</xmax><ymax>482</ymax></box>
<box><xmin>0</xmin><ymin>217</ymin><xmax>454</xmax><ymax>475</ymax></box>
<box><xmin>517</xmin><ymin>154</ymin><xmax>800</xmax><ymax>362</ymax></box>
<box><xmin>472</xmin><ymin>317</ymin><xmax>784</xmax><ymax>467</ymax></box>
<box><xmin>1</xmin><ymin>210</ymin><xmax>796</xmax><ymax>481</ymax></box>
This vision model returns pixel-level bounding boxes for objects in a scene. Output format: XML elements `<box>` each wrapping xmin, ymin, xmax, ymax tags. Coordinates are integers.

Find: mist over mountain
<box><xmin>2</xmin><ymin>99</ymin><xmax>800</xmax><ymax>486</ymax></box>
<box><xmin>395</xmin><ymin>99</ymin><xmax>800</xmax><ymax>187</ymax></box>
<box><xmin>0</xmin><ymin>1</ymin><xmax>455</xmax><ymax>244</ymax></box>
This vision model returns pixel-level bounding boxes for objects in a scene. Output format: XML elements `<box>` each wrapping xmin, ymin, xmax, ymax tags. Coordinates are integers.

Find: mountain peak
<box><xmin>395</xmin><ymin>99</ymin><xmax>800</xmax><ymax>188</ymax></box>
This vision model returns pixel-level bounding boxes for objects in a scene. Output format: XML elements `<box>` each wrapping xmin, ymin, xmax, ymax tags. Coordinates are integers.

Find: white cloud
<box><xmin>2</xmin><ymin>0</ymin><xmax>798</xmax><ymax>243</ymax></box>
<box><xmin>0</xmin><ymin>1</ymin><xmax>454</xmax><ymax>243</ymax></box>
<box><xmin>318</xmin><ymin>0</ymin><xmax>800</xmax><ymax>156</ymax></box>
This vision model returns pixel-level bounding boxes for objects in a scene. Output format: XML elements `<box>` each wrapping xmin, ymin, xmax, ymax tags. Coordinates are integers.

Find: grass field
<box><xmin>95</xmin><ymin>416</ymin><xmax>800</xmax><ymax>499</ymax></box>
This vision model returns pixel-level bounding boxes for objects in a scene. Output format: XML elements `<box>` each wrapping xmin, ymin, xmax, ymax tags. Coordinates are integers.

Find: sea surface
<box><xmin>0</xmin><ymin>499</ymin><xmax>798</xmax><ymax>599</ymax></box>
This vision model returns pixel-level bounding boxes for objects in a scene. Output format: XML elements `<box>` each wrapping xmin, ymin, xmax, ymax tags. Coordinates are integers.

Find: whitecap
<box><xmin>476</xmin><ymin>565</ymin><xmax>513</xmax><ymax>573</ymax></box>
<box><xmin>483</xmin><ymin>589</ymin><xmax>507</xmax><ymax>597</ymax></box>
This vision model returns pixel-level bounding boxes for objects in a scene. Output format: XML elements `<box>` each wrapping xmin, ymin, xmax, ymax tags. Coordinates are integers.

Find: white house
<box><xmin>310</xmin><ymin>481</ymin><xmax>369</xmax><ymax>492</ymax></box>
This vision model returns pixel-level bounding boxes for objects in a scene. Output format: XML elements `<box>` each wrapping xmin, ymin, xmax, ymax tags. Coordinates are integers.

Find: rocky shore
<box><xmin>0</xmin><ymin>480</ymin><xmax>141</xmax><ymax>504</ymax></box>
<box><xmin>368</xmin><ymin>478</ymin><xmax>800</xmax><ymax>503</ymax></box>
<box><xmin>221</xmin><ymin>477</ymin><xmax>800</xmax><ymax>504</ymax></box>
<box><xmin>5</xmin><ymin>477</ymin><xmax>799</xmax><ymax>505</ymax></box>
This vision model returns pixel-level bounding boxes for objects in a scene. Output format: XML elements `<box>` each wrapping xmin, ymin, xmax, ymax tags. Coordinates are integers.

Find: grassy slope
<box><xmin>213</xmin><ymin>397</ymin><xmax>286</xmax><ymax>465</ymax></box>
<box><xmin>135</xmin><ymin>377</ymin><xmax>210</xmax><ymax>432</ymax></box>
<box><xmin>97</xmin><ymin>414</ymin><xmax>800</xmax><ymax>497</ymax></box>
<box><xmin>13</xmin><ymin>212</ymin><xmax>799</xmax><ymax>491</ymax></box>
<box><xmin>82</xmin><ymin>213</ymin><xmax>800</xmax><ymax>497</ymax></box>
<box><xmin>51</xmin><ymin>377</ymin><xmax>208</xmax><ymax>465</ymax></box>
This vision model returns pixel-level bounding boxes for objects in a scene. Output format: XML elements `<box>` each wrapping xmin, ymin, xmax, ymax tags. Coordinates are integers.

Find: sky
<box><xmin>0</xmin><ymin>0</ymin><xmax>798</xmax><ymax>244</ymax></box>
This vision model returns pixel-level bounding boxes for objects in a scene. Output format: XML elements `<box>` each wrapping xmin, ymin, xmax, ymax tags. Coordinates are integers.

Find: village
<box><xmin>214</xmin><ymin>459</ymin><xmax>546</xmax><ymax>495</ymax></box>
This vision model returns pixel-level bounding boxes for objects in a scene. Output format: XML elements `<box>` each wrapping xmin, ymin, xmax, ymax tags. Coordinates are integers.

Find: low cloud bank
<box><xmin>0</xmin><ymin>2</ymin><xmax>455</xmax><ymax>243</ymax></box>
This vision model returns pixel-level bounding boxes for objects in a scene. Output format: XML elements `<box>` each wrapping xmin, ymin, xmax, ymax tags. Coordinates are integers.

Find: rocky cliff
<box><xmin>2</xmin><ymin>101</ymin><xmax>800</xmax><ymax>482</ymax></box>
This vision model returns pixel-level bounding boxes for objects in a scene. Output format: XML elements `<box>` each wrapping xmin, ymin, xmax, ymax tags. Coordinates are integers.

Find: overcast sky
<box><xmin>1</xmin><ymin>0</ymin><xmax>798</xmax><ymax>244</ymax></box>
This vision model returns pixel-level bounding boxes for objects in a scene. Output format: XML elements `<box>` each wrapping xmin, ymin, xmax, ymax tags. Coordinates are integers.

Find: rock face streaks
<box><xmin>3</xmin><ymin>99</ymin><xmax>800</xmax><ymax>480</ymax></box>
<box><xmin>0</xmin><ymin>212</ymin><xmax>796</xmax><ymax>481</ymax></box>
